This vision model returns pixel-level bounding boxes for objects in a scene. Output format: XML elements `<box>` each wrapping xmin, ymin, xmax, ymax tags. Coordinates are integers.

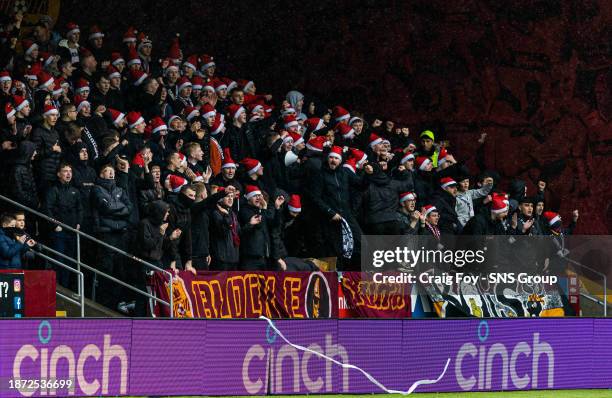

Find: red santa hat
<box><xmin>150</xmin><ymin>117</ymin><xmax>168</xmax><ymax>134</ymax></box>
<box><xmin>74</xmin><ymin>95</ymin><xmax>90</xmax><ymax>113</ymax></box>
<box><xmin>123</xmin><ymin>27</ymin><xmax>138</xmax><ymax>44</ymax></box>
<box><xmin>200</xmin><ymin>103</ymin><xmax>216</xmax><ymax>119</ymax></box>
<box><xmin>191</xmin><ymin>76</ymin><xmax>204</xmax><ymax>90</ymax></box>
<box><xmin>368</xmin><ymin>133</ymin><xmax>383</xmax><ymax>148</ymax></box>
<box><xmin>182</xmin><ymin>54</ymin><xmax>198</xmax><ymax>71</ymax></box>
<box><xmin>75</xmin><ymin>78</ymin><xmax>89</xmax><ymax>94</ymax></box>
<box><xmin>400</xmin><ymin>192</ymin><xmax>417</xmax><ymax>203</ymax></box>
<box><xmin>24</xmin><ymin>62</ymin><xmax>42</xmax><ymax>80</ymax></box>
<box><xmin>88</xmin><ymin>25</ymin><xmax>105</xmax><ymax>40</ymax></box>
<box><xmin>440</xmin><ymin>177</ymin><xmax>457</xmax><ymax>189</ymax></box>
<box><xmin>111</xmin><ymin>52</ymin><xmax>125</xmax><ymax>66</ymax></box>
<box><xmin>543</xmin><ymin>211</ymin><xmax>562</xmax><ymax>228</ymax></box>
<box><xmin>177</xmin><ymin>76</ymin><xmax>192</xmax><ymax>92</ymax></box>
<box><xmin>137</xmin><ymin>32</ymin><xmax>152</xmax><ymax>48</ymax></box>
<box><xmin>349</xmin><ymin>116</ymin><xmax>363</xmax><ymax>126</ymax></box>
<box><xmin>227</xmin><ymin>104</ymin><xmax>246</xmax><ymax>121</ymax></box>
<box><xmin>423</xmin><ymin>204</ymin><xmax>438</xmax><ymax>217</ymax></box>
<box><xmin>130</xmin><ymin>69</ymin><xmax>148</xmax><ymax>86</ymax></box>
<box><xmin>282</xmin><ymin>132</ymin><xmax>294</xmax><ymax>145</ymax></box>
<box><xmin>166</xmin><ymin>174</ymin><xmax>187</xmax><ymax>193</ymax></box>
<box><xmin>106</xmin><ymin>65</ymin><xmax>121</xmax><ymax>79</ymax></box>
<box><xmin>65</xmin><ymin>22</ymin><xmax>80</xmax><ymax>37</ymax></box>
<box><xmin>224</xmin><ymin>77</ymin><xmax>237</xmax><ymax>92</ymax></box>
<box><xmin>178</xmin><ymin>152</ymin><xmax>188</xmax><ymax>167</ymax></box>
<box><xmin>108</xmin><ymin>108</ymin><xmax>125</xmax><ymax>126</ymax></box>
<box><xmin>5</xmin><ymin>103</ymin><xmax>16</xmax><ymax>119</ymax></box>
<box><xmin>210</xmin><ymin>113</ymin><xmax>225</xmax><ymax>135</ymax></box>
<box><xmin>304</xmin><ymin>117</ymin><xmax>326</xmax><ymax>135</ymax></box>
<box><xmin>36</xmin><ymin>71</ymin><xmax>54</xmax><ymax>89</ymax></box>
<box><xmin>0</xmin><ymin>70</ymin><xmax>11</xmax><ymax>82</ymax></box>
<box><xmin>201</xmin><ymin>81</ymin><xmax>215</xmax><ymax>93</ymax></box>
<box><xmin>13</xmin><ymin>96</ymin><xmax>29</xmax><ymax>112</ymax></box>
<box><xmin>343</xmin><ymin>158</ymin><xmax>357</xmax><ymax>173</ymax></box>
<box><xmin>415</xmin><ymin>156</ymin><xmax>432</xmax><ymax>171</ymax></box>
<box><xmin>222</xmin><ymin>148</ymin><xmax>237</xmax><ymax>169</ymax></box>
<box><xmin>335</xmin><ymin>123</ymin><xmax>355</xmax><ymax>139</ymax></box>
<box><xmin>39</xmin><ymin>52</ymin><xmax>55</xmax><ymax>68</ymax></box>
<box><xmin>306</xmin><ymin>136</ymin><xmax>329</xmax><ymax>152</ymax></box>
<box><xmin>127</xmin><ymin>111</ymin><xmax>145</xmax><ymax>129</ymax></box>
<box><xmin>332</xmin><ymin>105</ymin><xmax>350</xmax><ymax>122</ymax></box>
<box><xmin>281</xmin><ymin>107</ymin><xmax>296</xmax><ymax>117</ymax></box>
<box><xmin>42</xmin><ymin>104</ymin><xmax>59</xmax><ymax>117</ymax></box>
<box><xmin>200</xmin><ymin>54</ymin><xmax>215</xmax><ymax>70</ymax></box>
<box><xmin>491</xmin><ymin>194</ymin><xmax>510</xmax><ymax>214</ymax></box>
<box><xmin>287</xmin><ymin>194</ymin><xmax>302</xmax><ymax>213</ymax></box>
<box><xmin>437</xmin><ymin>147</ymin><xmax>450</xmax><ymax>166</ymax></box>
<box><xmin>184</xmin><ymin>106</ymin><xmax>200</xmax><ymax>122</ymax></box>
<box><xmin>21</xmin><ymin>39</ymin><xmax>38</xmax><ymax>56</ymax></box>
<box><xmin>328</xmin><ymin>145</ymin><xmax>343</xmax><ymax>160</ymax></box>
<box><xmin>283</xmin><ymin>114</ymin><xmax>299</xmax><ymax>129</ymax></box>
<box><xmin>167</xmin><ymin>35</ymin><xmax>182</xmax><ymax>63</ymax></box>
<box><xmin>348</xmin><ymin>148</ymin><xmax>367</xmax><ymax>167</ymax></box>
<box><xmin>212</xmin><ymin>78</ymin><xmax>227</xmax><ymax>92</ymax></box>
<box><xmin>132</xmin><ymin>152</ymin><xmax>145</xmax><ymax>168</ymax></box>
<box><xmin>244</xmin><ymin>185</ymin><xmax>262</xmax><ymax>200</ymax></box>
<box><xmin>401</xmin><ymin>151</ymin><xmax>415</xmax><ymax>164</ymax></box>
<box><xmin>127</xmin><ymin>47</ymin><xmax>141</xmax><ymax>67</ymax></box>
<box><xmin>241</xmin><ymin>158</ymin><xmax>262</xmax><ymax>175</ymax></box>
<box><xmin>288</xmin><ymin>131</ymin><xmax>304</xmax><ymax>146</ymax></box>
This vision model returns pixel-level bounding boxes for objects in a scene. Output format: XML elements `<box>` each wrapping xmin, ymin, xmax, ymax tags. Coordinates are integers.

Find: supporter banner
<box><xmin>150</xmin><ymin>271</ymin><xmax>339</xmax><ymax>318</ymax></box>
<box><xmin>339</xmin><ymin>272</ymin><xmax>411</xmax><ymax>318</ymax></box>
<box><xmin>0</xmin><ymin>318</ymin><xmax>609</xmax><ymax>396</ymax></box>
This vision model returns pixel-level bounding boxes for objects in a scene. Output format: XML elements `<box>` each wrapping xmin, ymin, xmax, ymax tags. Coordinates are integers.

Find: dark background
<box><xmin>57</xmin><ymin>0</ymin><xmax>612</xmax><ymax>233</ymax></box>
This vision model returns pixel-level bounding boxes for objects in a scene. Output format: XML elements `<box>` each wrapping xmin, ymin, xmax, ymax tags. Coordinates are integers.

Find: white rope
<box><xmin>259</xmin><ymin>316</ymin><xmax>450</xmax><ymax>395</ymax></box>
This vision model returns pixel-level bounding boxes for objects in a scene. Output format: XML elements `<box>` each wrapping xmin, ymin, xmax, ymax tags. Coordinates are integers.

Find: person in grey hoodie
<box><xmin>455</xmin><ymin>171</ymin><xmax>493</xmax><ymax>228</ymax></box>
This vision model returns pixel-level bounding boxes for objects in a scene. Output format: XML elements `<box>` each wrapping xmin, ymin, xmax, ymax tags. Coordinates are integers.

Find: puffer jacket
<box><xmin>91</xmin><ymin>177</ymin><xmax>132</xmax><ymax>233</ymax></box>
<box><xmin>238</xmin><ymin>203</ymin><xmax>278</xmax><ymax>259</ymax></box>
<box><xmin>31</xmin><ymin>124</ymin><xmax>61</xmax><ymax>187</ymax></box>
<box><xmin>8</xmin><ymin>141</ymin><xmax>39</xmax><ymax>210</ymax></box>
<box><xmin>44</xmin><ymin>181</ymin><xmax>83</xmax><ymax>228</ymax></box>
<box><xmin>0</xmin><ymin>228</ymin><xmax>27</xmax><ymax>268</ymax></box>
<box><xmin>455</xmin><ymin>184</ymin><xmax>493</xmax><ymax>227</ymax></box>
<box><xmin>362</xmin><ymin>166</ymin><xmax>413</xmax><ymax>225</ymax></box>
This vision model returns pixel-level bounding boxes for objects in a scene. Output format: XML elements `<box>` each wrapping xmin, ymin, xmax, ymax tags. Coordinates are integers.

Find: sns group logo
<box><xmin>10</xmin><ymin>321</ymin><xmax>128</xmax><ymax>396</ymax></box>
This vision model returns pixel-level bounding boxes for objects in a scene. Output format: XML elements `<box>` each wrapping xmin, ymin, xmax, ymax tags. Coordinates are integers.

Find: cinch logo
<box><xmin>12</xmin><ymin>321</ymin><xmax>128</xmax><ymax>396</ymax></box>
<box><xmin>454</xmin><ymin>321</ymin><xmax>554</xmax><ymax>391</ymax></box>
<box><xmin>242</xmin><ymin>333</ymin><xmax>349</xmax><ymax>394</ymax></box>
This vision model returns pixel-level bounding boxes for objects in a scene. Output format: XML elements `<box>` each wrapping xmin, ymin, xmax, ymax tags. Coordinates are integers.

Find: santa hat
<box><xmin>130</xmin><ymin>69</ymin><xmax>148</xmax><ymax>86</ymax></box>
<box><xmin>42</xmin><ymin>104</ymin><xmax>59</xmax><ymax>117</ymax></box>
<box><xmin>423</xmin><ymin>205</ymin><xmax>438</xmax><ymax>217</ymax></box>
<box><xmin>212</xmin><ymin>78</ymin><xmax>227</xmax><ymax>92</ymax></box>
<box><xmin>166</xmin><ymin>174</ymin><xmax>187</xmax><ymax>193</ymax></box>
<box><xmin>184</xmin><ymin>106</ymin><xmax>200</xmax><ymax>122</ymax></box>
<box><xmin>283</xmin><ymin>114</ymin><xmax>299</xmax><ymax>129</ymax></box>
<box><xmin>543</xmin><ymin>211</ymin><xmax>562</xmax><ymax>228</ymax></box>
<box><xmin>437</xmin><ymin>147</ymin><xmax>449</xmax><ymax>166</ymax></box>
<box><xmin>13</xmin><ymin>96</ymin><xmax>29</xmax><ymax>112</ymax></box>
<box><xmin>287</xmin><ymin>194</ymin><xmax>302</xmax><ymax>213</ymax></box>
<box><xmin>415</xmin><ymin>156</ymin><xmax>432</xmax><ymax>171</ymax></box>
<box><xmin>343</xmin><ymin>158</ymin><xmax>357</xmax><ymax>173</ymax></box>
<box><xmin>491</xmin><ymin>195</ymin><xmax>510</xmax><ymax>214</ymax></box>
<box><xmin>368</xmin><ymin>133</ymin><xmax>383</xmax><ymax>148</ymax></box>
<box><xmin>88</xmin><ymin>25</ymin><xmax>104</xmax><ymax>40</ymax></box>
<box><xmin>400</xmin><ymin>192</ymin><xmax>417</xmax><ymax>203</ymax></box>
<box><xmin>24</xmin><ymin>63</ymin><xmax>41</xmax><ymax>80</ymax></box>
<box><xmin>191</xmin><ymin>76</ymin><xmax>204</xmax><ymax>90</ymax></box>
<box><xmin>210</xmin><ymin>113</ymin><xmax>225</xmax><ymax>135</ymax></box>
<box><xmin>440</xmin><ymin>177</ymin><xmax>457</xmax><ymax>189</ymax></box>
<box><xmin>106</xmin><ymin>65</ymin><xmax>121</xmax><ymax>79</ymax></box>
<box><xmin>0</xmin><ymin>70</ymin><xmax>11</xmax><ymax>82</ymax></box>
<box><xmin>222</xmin><ymin>148</ymin><xmax>237</xmax><ymax>169</ymax></box>
<box><xmin>177</xmin><ymin>76</ymin><xmax>192</xmax><ymax>92</ymax></box>
<box><xmin>227</xmin><ymin>104</ymin><xmax>246</xmax><ymax>121</ymax></box>
<box><xmin>200</xmin><ymin>103</ymin><xmax>216</xmax><ymax>119</ymax></box>
<box><xmin>75</xmin><ymin>79</ymin><xmax>90</xmax><ymax>94</ymax></box>
<box><xmin>328</xmin><ymin>145</ymin><xmax>343</xmax><ymax>160</ymax></box>
<box><xmin>5</xmin><ymin>103</ymin><xmax>16</xmax><ymax>119</ymax></box>
<box><xmin>127</xmin><ymin>111</ymin><xmax>145</xmax><ymax>129</ymax></box>
<box><xmin>79</xmin><ymin>47</ymin><xmax>94</xmax><ymax>60</ymax></box>
<box><xmin>224</xmin><ymin>77</ymin><xmax>237</xmax><ymax>92</ymax></box>
<box><xmin>304</xmin><ymin>117</ymin><xmax>326</xmax><ymax>135</ymax></box>
<box><xmin>201</xmin><ymin>81</ymin><xmax>215</xmax><ymax>92</ymax></box>
<box><xmin>401</xmin><ymin>151</ymin><xmax>415</xmax><ymax>164</ymax></box>
<box><xmin>348</xmin><ymin>116</ymin><xmax>363</xmax><ymax>126</ymax></box>
<box><xmin>306</xmin><ymin>136</ymin><xmax>329</xmax><ymax>152</ymax></box>
<box><xmin>244</xmin><ymin>185</ymin><xmax>262</xmax><ymax>200</ymax></box>
<box><xmin>127</xmin><ymin>47</ymin><xmax>141</xmax><ymax>66</ymax></box>
<box><xmin>150</xmin><ymin>117</ymin><xmax>168</xmax><ymax>134</ymax></box>
<box><xmin>167</xmin><ymin>35</ymin><xmax>182</xmax><ymax>63</ymax></box>
<box><xmin>241</xmin><ymin>158</ymin><xmax>262</xmax><ymax>175</ymax></box>
<box><xmin>348</xmin><ymin>148</ymin><xmax>367</xmax><ymax>167</ymax></box>
<box><xmin>108</xmin><ymin>108</ymin><xmax>125</xmax><ymax>126</ymax></box>
<box><xmin>281</xmin><ymin>107</ymin><xmax>296</xmax><ymax>117</ymax></box>
<box><xmin>163</xmin><ymin>59</ymin><xmax>179</xmax><ymax>73</ymax></box>
<box><xmin>200</xmin><ymin>54</ymin><xmax>215</xmax><ymax>70</ymax></box>
<box><xmin>74</xmin><ymin>95</ymin><xmax>90</xmax><ymax>113</ymax></box>
<box><xmin>178</xmin><ymin>152</ymin><xmax>188</xmax><ymax>167</ymax></box>
<box><xmin>287</xmin><ymin>131</ymin><xmax>303</xmax><ymax>146</ymax></box>
<box><xmin>282</xmin><ymin>132</ymin><xmax>294</xmax><ymax>145</ymax></box>
<box><xmin>335</xmin><ymin>123</ymin><xmax>355</xmax><ymax>140</ymax></box>
<box><xmin>123</xmin><ymin>27</ymin><xmax>138</xmax><ymax>44</ymax></box>
<box><xmin>132</xmin><ymin>152</ymin><xmax>145</xmax><ymax>168</ymax></box>
<box><xmin>332</xmin><ymin>105</ymin><xmax>350</xmax><ymax>122</ymax></box>
<box><xmin>36</xmin><ymin>71</ymin><xmax>54</xmax><ymax>89</ymax></box>
<box><xmin>111</xmin><ymin>52</ymin><xmax>125</xmax><ymax>66</ymax></box>
<box><xmin>237</xmin><ymin>79</ymin><xmax>255</xmax><ymax>92</ymax></box>
<box><xmin>137</xmin><ymin>32</ymin><xmax>152</xmax><ymax>48</ymax></box>
<box><xmin>65</xmin><ymin>22</ymin><xmax>80</xmax><ymax>36</ymax></box>
<box><xmin>39</xmin><ymin>52</ymin><xmax>55</xmax><ymax>68</ymax></box>
<box><xmin>21</xmin><ymin>39</ymin><xmax>38</xmax><ymax>56</ymax></box>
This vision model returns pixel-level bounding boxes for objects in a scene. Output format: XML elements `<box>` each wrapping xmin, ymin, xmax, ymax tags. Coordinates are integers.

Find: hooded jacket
<box><xmin>137</xmin><ymin>200</ymin><xmax>170</xmax><ymax>261</ymax></box>
<box><xmin>456</xmin><ymin>184</ymin><xmax>493</xmax><ymax>227</ymax></box>
<box><xmin>31</xmin><ymin>123</ymin><xmax>62</xmax><ymax>187</ymax></box>
<box><xmin>238</xmin><ymin>202</ymin><xmax>278</xmax><ymax>261</ymax></box>
<box><xmin>362</xmin><ymin>165</ymin><xmax>413</xmax><ymax>225</ymax></box>
<box><xmin>91</xmin><ymin>177</ymin><xmax>132</xmax><ymax>233</ymax></box>
<box><xmin>9</xmin><ymin>141</ymin><xmax>39</xmax><ymax>210</ymax></box>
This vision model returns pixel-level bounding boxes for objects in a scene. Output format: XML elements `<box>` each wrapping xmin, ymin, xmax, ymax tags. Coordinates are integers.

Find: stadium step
<box><xmin>55</xmin><ymin>285</ymin><xmax>124</xmax><ymax>317</ymax></box>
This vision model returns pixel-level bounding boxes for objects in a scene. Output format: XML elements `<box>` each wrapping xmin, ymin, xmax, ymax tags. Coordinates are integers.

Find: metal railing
<box><xmin>567</xmin><ymin>258</ymin><xmax>607</xmax><ymax>317</ymax></box>
<box><xmin>0</xmin><ymin>194</ymin><xmax>174</xmax><ymax>317</ymax></box>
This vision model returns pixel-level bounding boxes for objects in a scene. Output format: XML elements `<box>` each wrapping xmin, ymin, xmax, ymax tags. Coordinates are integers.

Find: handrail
<box><xmin>0</xmin><ymin>193</ymin><xmax>173</xmax><ymax>317</ymax></box>
<box><xmin>30</xmin><ymin>249</ymin><xmax>85</xmax><ymax>317</ymax></box>
<box><xmin>567</xmin><ymin>258</ymin><xmax>607</xmax><ymax>317</ymax></box>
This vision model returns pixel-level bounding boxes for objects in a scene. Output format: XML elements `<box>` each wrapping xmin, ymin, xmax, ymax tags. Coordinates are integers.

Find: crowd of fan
<box><xmin>0</xmin><ymin>15</ymin><xmax>579</xmax><ymax>314</ymax></box>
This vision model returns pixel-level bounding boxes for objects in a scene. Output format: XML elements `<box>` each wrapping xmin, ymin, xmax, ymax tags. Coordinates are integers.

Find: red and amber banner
<box><xmin>338</xmin><ymin>272</ymin><xmax>411</xmax><ymax>318</ymax></box>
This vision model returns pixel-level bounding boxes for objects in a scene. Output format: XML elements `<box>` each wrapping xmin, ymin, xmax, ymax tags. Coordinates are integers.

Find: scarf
<box><xmin>426</xmin><ymin>223</ymin><xmax>441</xmax><ymax>241</ymax></box>
<box><xmin>340</xmin><ymin>217</ymin><xmax>354</xmax><ymax>259</ymax></box>
<box><xmin>229</xmin><ymin>211</ymin><xmax>240</xmax><ymax>248</ymax></box>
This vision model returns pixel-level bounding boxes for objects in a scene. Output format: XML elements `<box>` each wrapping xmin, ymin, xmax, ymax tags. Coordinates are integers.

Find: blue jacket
<box><xmin>0</xmin><ymin>229</ymin><xmax>27</xmax><ymax>269</ymax></box>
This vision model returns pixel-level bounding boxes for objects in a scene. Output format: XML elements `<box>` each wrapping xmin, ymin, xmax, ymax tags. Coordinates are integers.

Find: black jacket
<box><xmin>8</xmin><ymin>141</ymin><xmax>39</xmax><ymax>210</ymax></box>
<box><xmin>91</xmin><ymin>177</ymin><xmax>132</xmax><ymax>233</ymax></box>
<box><xmin>167</xmin><ymin>193</ymin><xmax>194</xmax><ymax>265</ymax></box>
<box><xmin>191</xmin><ymin>192</ymin><xmax>226</xmax><ymax>259</ymax></box>
<box><xmin>238</xmin><ymin>203</ymin><xmax>278</xmax><ymax>260</ymax></box>
<box><xmin>43</xmin><ymin>181</ymin><xmax>83</xmax><ymax>228</ymax></box>
<box><xmin>310</xmin><ymin>163</ymin><xmax>367</xmax><ymax>219</ymax></box>
<box><xmin>209</xmin><ymin>207</ymin><xmax>240</xmax><ymax>265</ymax></box>
<box><xmin>363</xmin><ymin>167</ymin><xmax>413</xmax><ymax>225</ymax></box>
<box><xmin>31</xmin><ymin>123</ymin><xmax>61</xmax><ymax>187</ymax></box>
<box><xmin>137</xmin><ymin>200</ymin><xmax>170</xmax><ymax>262</ymax></box>
<box><xmin>462</xmin><ymin>213</ymin><xmax>509</xmax><ymax>235</ymax></box>
<box><xmin>432</xmin><ymin>189</ymin><xmax>460</xmax><ymax>235</ymax></box>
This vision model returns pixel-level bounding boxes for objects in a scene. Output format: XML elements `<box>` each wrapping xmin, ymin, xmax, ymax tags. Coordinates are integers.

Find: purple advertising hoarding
<box><xmin>0</xmin><ymin>318</ymin><xmax>607</xmax><ymax>396</ymax></box>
